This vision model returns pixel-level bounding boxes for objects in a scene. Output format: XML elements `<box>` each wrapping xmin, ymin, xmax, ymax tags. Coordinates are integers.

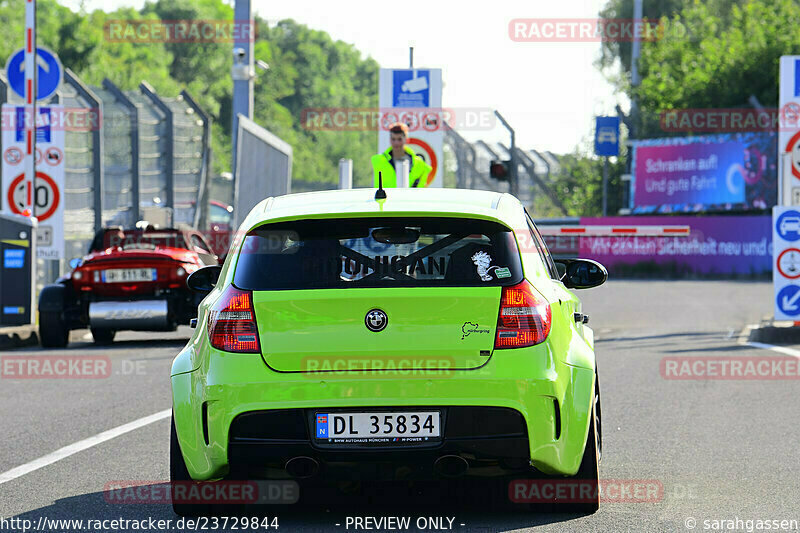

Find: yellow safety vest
<box><xmin>371</xmin><ymin>146</ymin><xmax>432</xmax><ymax>188</ymax></box>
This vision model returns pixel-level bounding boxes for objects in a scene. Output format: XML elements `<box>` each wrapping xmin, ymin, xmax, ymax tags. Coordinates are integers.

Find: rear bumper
<box><xmin>171</xmin><ymin>343</ymin><xmax>596</xmax><ymax>481</ymax></box>
<box><xmin>62</xmin><ymin>291</ymin><xmax>199</xmax><ymax>331</ymax></box>
<box><xmin>88</xmin><ymin>300</ymin><xmax>169</xmax><ymax>330</ymax></box>
<box><xmin>227</xmin><ymin>407</ymin><xmax>531</xmax><ymax>479</ymax></box>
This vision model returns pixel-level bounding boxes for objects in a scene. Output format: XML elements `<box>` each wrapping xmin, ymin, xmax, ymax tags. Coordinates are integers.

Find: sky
<box><xmin>61</xmin><ymin>0</ymin><xmax>629</xmax><ymax>155</ymax></box>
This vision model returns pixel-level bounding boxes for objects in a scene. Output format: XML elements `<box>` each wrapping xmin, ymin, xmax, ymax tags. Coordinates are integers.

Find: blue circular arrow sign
<box><xmin>4</xmin><ymin>47</ymin><xmax>62</xmax><ymax>101</ymax></box>
<box><xmin>776</xmin><ymin>210</ymin><xmax>800</xmax><ymax>242</ymax></box>
<box><xmin>777</xmin><ymin>285</ymin><xmax>800</xmax><ymax>317</ymax></box>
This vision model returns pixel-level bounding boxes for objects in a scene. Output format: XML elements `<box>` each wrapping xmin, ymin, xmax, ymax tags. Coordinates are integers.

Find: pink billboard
<box><xmin>578</xmin><ymin>216</ymin><xmax>771</xmax><ymax>276</ymax></box>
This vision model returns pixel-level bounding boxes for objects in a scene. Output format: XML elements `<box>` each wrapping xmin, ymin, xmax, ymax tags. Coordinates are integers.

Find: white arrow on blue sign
<box><xmin>777</xmin><ymin>285</ymin><xmax>800</xmax><ymax>316</ymax></box>
<box><xmin>4</xmin><ymin>47</ymin><xmax>62</xmax><ymax>101</ymax></box>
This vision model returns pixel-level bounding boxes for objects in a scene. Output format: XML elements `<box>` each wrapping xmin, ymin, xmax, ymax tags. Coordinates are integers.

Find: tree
<box><xmin>1</xmin><ymin>0</ymin><xmax>381</xmax><ymax>184</ymax></box>
<box><xmin>599</xmin><ymin>0</ymin><xmax>800</xmax><ymax>137</ymax></box>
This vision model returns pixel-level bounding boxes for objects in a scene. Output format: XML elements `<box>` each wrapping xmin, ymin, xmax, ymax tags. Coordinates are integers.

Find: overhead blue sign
<box><xmin>777</xmin><ymin>285</ymin><xmax>800</xmax><ymax>316</ymax></box>
<box><xmin>776</xmin><ymin>210</ymin><xmax>800</xmax><ymax>242</ymax></box>
<box><xmin>5</xmin><ymin>47</ymin><xmax>62</xmax><ymax>101</ymax></box>
<box><xmin>393</xmin><ymin>70</ymin><xmax>430</xmax><ymax>108</ymax></box>
<box><xmin>594</xmin><ymin>116</ymin><xmax>620</xmax><ymax>157</ymax></box>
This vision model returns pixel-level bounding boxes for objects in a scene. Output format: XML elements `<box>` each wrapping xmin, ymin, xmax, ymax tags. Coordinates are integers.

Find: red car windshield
<box><xmin>91</xmin><ymin>230</ymin><xmax>188</xmax><ymax>252</ymax></box>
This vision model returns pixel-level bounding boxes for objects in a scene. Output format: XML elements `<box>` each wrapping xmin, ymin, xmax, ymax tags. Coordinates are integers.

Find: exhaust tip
<box><xmin>284</xmin><ymin>456</ymin><xmax>320</xmax><ymax>479</ymax></box>
<box><xmin>434</xmin><ymin>455</ymin><xmax>469</xmax><ymax>478</ymax></box>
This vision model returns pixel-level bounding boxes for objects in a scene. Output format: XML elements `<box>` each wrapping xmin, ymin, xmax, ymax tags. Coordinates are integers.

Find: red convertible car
<box><xmin>38</xmin><ymin>225</ymin><xmax>218</xmax><ymax>347</ymax></box>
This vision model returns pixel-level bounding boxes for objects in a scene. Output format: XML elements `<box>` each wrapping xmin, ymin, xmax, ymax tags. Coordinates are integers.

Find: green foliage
<box><xmin>256</xmin><ymin>19</ymin><xmax>378</xmax><ymax>187</ymax></box>
<box><xmin>534</xmin><ymin>144</ymin><xmax>627</xmax><ymax>218</ymax></box>
<box><xmin>0</xmin><ymin>0</ymin><xmax>379</xmax><ymax>184</ymax></box>
<box><xmin>636</xmin><ymin>0</ymin><xmax>800</xmax><ymax>110</ymax></box>
<box><xmin>571</xmin><ymin>0</ymin><xmax>800</xmax><ymax>217</ymax></box>
<box><xmin>598</xmin><ymin>0</ymin><xmax>693</xmax><ymax>78</ymax></box>
<box><xmin>600</xmin><ymin>0</ymin><xmax>800</xmax><ymax>137</ymax></box>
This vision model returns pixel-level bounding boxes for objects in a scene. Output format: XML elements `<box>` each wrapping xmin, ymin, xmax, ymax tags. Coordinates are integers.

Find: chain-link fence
<box><xmin>442</xmin><ymin>121</ymin><xmax>569</xmax><ymax>216</ymax></box>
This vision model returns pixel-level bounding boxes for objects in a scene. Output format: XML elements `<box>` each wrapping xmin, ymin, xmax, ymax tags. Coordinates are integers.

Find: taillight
<box><xmin>207</xmin><ymin>286</ymin><xmax>260</xmax><ymax>353</ymax></box>
<box><xmin>495</xmin><ymin>281</ymin><xmax>551</xmax><ymax>349</ymax></box>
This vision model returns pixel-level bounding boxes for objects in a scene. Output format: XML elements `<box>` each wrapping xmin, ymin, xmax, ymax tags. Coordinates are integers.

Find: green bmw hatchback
<box><xmin>170</xmin><ymin>187</ymin><xmax>606</xmax><ymax>514</ymax></box>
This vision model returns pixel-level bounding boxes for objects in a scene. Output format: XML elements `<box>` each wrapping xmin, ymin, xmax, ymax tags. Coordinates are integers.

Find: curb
<box><xmin>0</xmin><ymin>326</ymin><xmax>39</xmax><ymax>350</ymax></box>
<box><xmin>748</xmin><ymin>322</ymin><xmax>800</xmax><ymax>345</ymax></box>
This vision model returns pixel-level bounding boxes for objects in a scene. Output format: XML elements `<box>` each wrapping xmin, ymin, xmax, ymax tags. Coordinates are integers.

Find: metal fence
<box><xmin>443</xmin><ymin>128</ymin><xmax>571</xmax><ymax>217</ymax></box>
<box><xmin>0</xmin><ymin>71</ymin><xmax>211</xmax><ymax>287</ymax></box>
<box><xmin>0</xmin><ymin>74</ymin><xmax>573</xmax><ymax>289</ymax></box>
<box><xmin>277</xmin><ymin>112</ymin><xmax>573</xmax><ymax>217</ymax></box>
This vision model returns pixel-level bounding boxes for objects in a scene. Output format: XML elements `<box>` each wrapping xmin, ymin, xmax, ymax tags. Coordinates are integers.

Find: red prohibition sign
<box><xmin>45</xmin><ymin>147</ymin><xmax>64</xmax><ymax>166</ymax></box>
<box><xmin>6</xmin><ymin>171</ymin><xmax>60</xmax><ymax>222</ymax></box>
<box><xmin>785</xmin><ymin>130</ymin><xmax>800</xmax><ymax>180</ymax></box>
<box><xmin>4</xmin><ymin>147</ymin><xmax>23</xmax><ymax>165</ymax></box>
<box><xmin>422</xmin><ymin>111</ymin><xmax>440</xmax><ymax>132</ymax></box>
<box><xmin>777</xmin><ymin>248</ymin><xmax>800</xmax><ymax>279</ymax></box>
<box><xmin>381</xmin><ymin>111</ymin><xmax>399</xmax><ymax>130</ymax></box>
<box><xmin>407</xmin><ymin>137</ymin><xmax>438</xmax><ymax>186</ymax></box>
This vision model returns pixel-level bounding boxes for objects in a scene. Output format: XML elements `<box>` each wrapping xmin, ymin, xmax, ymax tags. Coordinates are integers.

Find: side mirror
<box><xmin>186</xmin><ymin>265</ymin><xmax>222</xmax><ymax>293</ymax></box>
<box><xmin>555</xmin><ymin>261</ymin><xmax>567</xmax><ymax>280</ymax></box>
<box><xmin>68</xmin><ymin>258</ymin><xmax>82</xmax><ymax>270</ymax></box>
<box><xmin>555</xmin><ymin>259</ymin><xmax>607</xmax><ymax>289</ymax></box>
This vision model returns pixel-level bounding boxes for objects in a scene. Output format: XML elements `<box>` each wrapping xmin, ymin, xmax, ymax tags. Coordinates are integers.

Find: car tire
<box><xmin>39</xmin><ymin>311</ymin><xmax>69</xmax><ymax>348</ymax></box>
<box><xmin>595</xmin><ymin>372</ymin><xmax>602</xmax><ymax>465</ymax></box>
<box><xmin>170</xmin><ymin>415</ymin><xmax>212</xmax><ymax>517</ymax></box>
<box><xmin>90</xmin><ymin>328</ymin><xmax>116</xmax><ymax>344</ymax></box>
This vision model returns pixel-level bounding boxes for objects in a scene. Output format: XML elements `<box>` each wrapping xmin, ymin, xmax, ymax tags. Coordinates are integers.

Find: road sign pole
<box><xmin>338</xmin><ymin>158</ymin><xmax>353</xmax><ymax>189</ymax></box>
<box><xmin>602</xmin><ymin>157</ymin><xmax>609</xmax><ymax>216</ymax></box>
<box><xmin>231</xmin><ymin>0</ymin><xmax>254</xmax><ymax>180</ymax></box>
<box><xmin>24</xmin><ymin>0</ymin><xmax>36</xmax><ymax>217</ymax></box>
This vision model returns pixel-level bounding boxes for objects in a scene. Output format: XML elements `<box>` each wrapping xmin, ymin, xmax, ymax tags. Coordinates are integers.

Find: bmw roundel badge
<box><xmin>365</xmin><ymin>309</ymin><xmax>388</xmax><ymax>332</ymax></box>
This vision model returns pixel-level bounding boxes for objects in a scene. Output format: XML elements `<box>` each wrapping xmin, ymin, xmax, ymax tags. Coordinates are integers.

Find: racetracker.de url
<box><xmin>0</xmin><ymin>516</ymin><xmax>278</xmax><ymax>532</ymax></box>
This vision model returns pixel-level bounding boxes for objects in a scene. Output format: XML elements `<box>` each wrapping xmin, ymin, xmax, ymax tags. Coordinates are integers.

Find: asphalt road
<box><xmin>1</xmin><ymin>280</ymin><xmax>799</xmax><ymax>532</ymax></box>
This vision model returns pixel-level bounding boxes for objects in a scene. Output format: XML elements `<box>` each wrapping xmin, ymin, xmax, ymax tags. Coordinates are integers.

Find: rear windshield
<box><xmin>233</xmin><ymin>217</ymin><xmax>523</xmax><ymax>290</ymax></box>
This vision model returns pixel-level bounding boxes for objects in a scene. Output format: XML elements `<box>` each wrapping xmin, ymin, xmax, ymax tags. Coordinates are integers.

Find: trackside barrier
<box><xmin>537</xmin><ymin>225</ymin><xmax>691</xmax><ymax>237</ymax></box>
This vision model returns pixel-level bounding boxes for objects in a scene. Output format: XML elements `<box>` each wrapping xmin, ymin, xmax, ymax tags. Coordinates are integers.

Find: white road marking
<box><xmin>745</xmin><ymin>342</ymin><xmax>800</xmax><ymax>359</ymax></box>
<box><xmin>0</xmin><ymin>409</ymin><xmax>170</xmax><ymax>486</ymax></box>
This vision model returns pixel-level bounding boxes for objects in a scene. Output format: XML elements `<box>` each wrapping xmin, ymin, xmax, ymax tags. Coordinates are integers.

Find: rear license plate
<box><xmin>102</xmin><ymin>268</ymin><xmax>156</xmax><ymax>283</ymax></box>
<box><xmin>314</xmin><ymin>411</ymin><xmax>441</xmax><ymax>444</ymax></box>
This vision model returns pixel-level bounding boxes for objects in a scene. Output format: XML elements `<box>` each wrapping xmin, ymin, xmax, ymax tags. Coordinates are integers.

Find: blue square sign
<box><xmin>4</xmin><ymin>249</ymin><xmax>25</xmax><ymax>269</ymax></box>
<box><xmin>795</xmin><ymin>58</ymin><xmax>800</xmax><ymax>97</ymax></box>
<box><xmin>393</xmin><ymin>70</ymin><xmax>430</xmax><ymax>108</ymax></box>
<box><xmin>14</xmin><ymin>107</ymin><xmax>51</xmax><ymax>143</ymax></box>
<box><xmin>594</xmin><ymin>116</ymin><xmax>620</xmax><ymax>157</ymax></box>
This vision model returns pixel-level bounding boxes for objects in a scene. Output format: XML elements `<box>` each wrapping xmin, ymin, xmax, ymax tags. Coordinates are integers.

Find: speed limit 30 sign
<box><xmin>6</xmin><ymin>171</ymin><xmax>60</xmax><ymax>221</ymax></box>
<box><xmin>1</xmin><ymin>103</ymin><xmax>65</xmax><ymax>259</ymax></box>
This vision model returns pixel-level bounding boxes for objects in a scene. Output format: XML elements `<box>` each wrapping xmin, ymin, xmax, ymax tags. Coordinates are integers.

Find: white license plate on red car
<box><xmin>314</xmin><ymin>411</ymin><xmax>441</xmax><ymax>444</ymax></box>
<box><xmin>102</xmin><ymin>268</ymin><xmax>156</xmax><ymax>283</ymax></box>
